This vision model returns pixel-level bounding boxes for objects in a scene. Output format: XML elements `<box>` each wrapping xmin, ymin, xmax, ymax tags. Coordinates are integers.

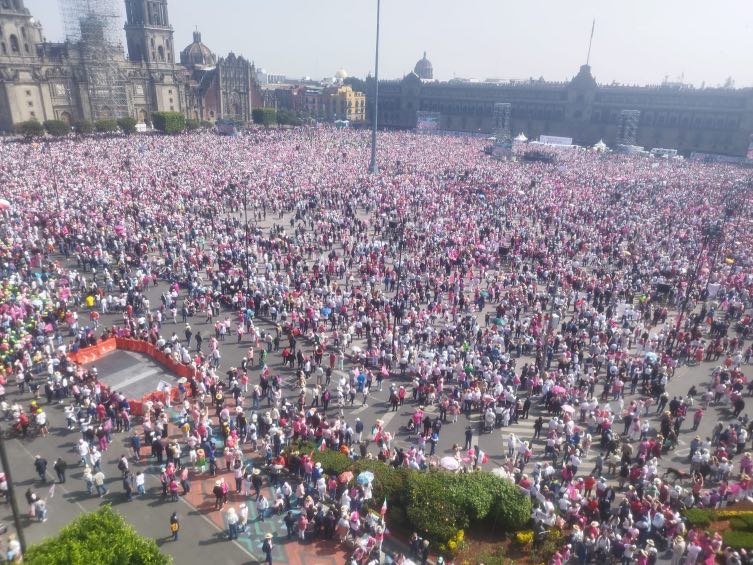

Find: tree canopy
<box><xmin>24</xmin><ymin>506</ymin><xmax>170</xmax><ymax>565</ymax></box>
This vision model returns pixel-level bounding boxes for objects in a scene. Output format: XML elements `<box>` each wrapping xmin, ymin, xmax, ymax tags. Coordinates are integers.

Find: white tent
<box><xmin>593</xmin><ymin>139</ymin><xmax>607</xmax><ymax>152</ymax></box>
<box><xmin>514</xmin><ymin>132</ymin><xmax>528</xmax><ymax>142</ymax></box>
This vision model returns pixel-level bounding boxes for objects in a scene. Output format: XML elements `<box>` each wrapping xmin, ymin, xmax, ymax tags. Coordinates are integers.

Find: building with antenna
<box><xmin>370</xmin><ymin>53</ymin><xmax>753</xmax><ymax>157</ymax></box>
<box><xmin>0</xmin><ymin>0</ymin><xmax>261</xmax><ymax>130</ymax></box>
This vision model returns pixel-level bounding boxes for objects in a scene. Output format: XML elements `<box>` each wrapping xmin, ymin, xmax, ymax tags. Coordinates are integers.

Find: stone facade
<box><xmin>0</xmin><ymin>0</ymin><xmax>261</xmax><ymax>131</ymax></box>
<box><xmin>372</xmin><ymin>56</ymin><xmax>753</xmax><ymax>157</ymax></box>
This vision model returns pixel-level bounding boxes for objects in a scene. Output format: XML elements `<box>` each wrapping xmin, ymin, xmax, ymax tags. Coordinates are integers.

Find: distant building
<box><xmin>370</xmin><ymin>54</ymin><xmax>753</xmax><ymax>156</ymax></box>
<box><xmin>0</xmin><ymin>0</ymin><xmax>262</xmax><ymax>130</ymax></box>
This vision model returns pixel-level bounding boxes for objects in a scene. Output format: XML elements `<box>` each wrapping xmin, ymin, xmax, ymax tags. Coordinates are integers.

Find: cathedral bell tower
<box><xmin>124</xmin><ymin>0</ymin><xmax>174</xmax><ymax>66</ymax></box>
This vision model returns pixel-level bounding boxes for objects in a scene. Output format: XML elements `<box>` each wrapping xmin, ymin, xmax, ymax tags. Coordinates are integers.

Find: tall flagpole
<box><xmin>369</xmin><ymin>0</ymin><xmax>381</xmax><ymax>174</ymax></box>
<box><xmin>586</xmin><ymin>19</ymin><xmax>595</xmax><ymax>65</ymax></box>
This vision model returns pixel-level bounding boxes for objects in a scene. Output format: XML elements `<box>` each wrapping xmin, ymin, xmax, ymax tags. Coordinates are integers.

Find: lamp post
<box><xmin>0</xmin><ymin>426</ymin><xmax>27</xmax><ymax>555</ymax></box>
<box><xmin>368</xmin><ymin>0</ymin><xmax>381</xmax><ymax>174</ymax></box>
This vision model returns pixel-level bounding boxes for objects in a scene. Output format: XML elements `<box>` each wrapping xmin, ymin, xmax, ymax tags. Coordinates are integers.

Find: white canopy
<box><xmin>514</xmin><ymin>132</ymin><xmax>527</xmax><ymax>142</ymax></box>
<box><xmin>593</xmin><ymin>139</ymin><xmax>607</xmax><ymax>152</ymax></box>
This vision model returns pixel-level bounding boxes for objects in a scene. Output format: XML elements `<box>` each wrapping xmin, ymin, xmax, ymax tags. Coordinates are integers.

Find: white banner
<box><xmin>539</xmin><ymin>135</ymin><xmax>572</xmax><ymax>146</ymax></box>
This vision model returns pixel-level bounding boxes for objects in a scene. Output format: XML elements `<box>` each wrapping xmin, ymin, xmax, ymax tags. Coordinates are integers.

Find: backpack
<box><xmin>262</xmin><ymin>540</ymin><xmax>271</xmax><ymax>553</ymax></box>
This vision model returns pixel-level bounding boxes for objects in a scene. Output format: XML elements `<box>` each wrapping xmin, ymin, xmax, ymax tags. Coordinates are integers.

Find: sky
<box><xmin>26</xmin><ymin>0</ymin><xmax>753</xmax><ymax>87</ymax></box>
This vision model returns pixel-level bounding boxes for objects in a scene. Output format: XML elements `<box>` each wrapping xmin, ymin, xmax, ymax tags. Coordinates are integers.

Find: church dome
<box><xmin>180</xmin><ymin>30</ymin><xmax>216</xmax><ymax>68</ymax></box>
<box><xmin>335</xmin><ymin>68</ymin><xmax>348</xmax><ymax>79</ymax></box>
<box><xmin>414</xmin><ymin>52</ymin><xmax>433</xmax><ymax>80</ymax></box>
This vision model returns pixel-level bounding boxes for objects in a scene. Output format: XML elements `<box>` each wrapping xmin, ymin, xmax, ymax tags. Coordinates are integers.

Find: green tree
<box><xmin>185</xmin><ymin>118</ymin><xmax>201</xmax><ymax>131</ymax></box>
<box><xmin>276</xmin><ymin>110</ymin><xmax>301</xmax><ymax>126</ymax></box>
<box><xmin>16</xmin><ymin>119</ymin><xmax>45</xmax><ymax>138</ymax></box>
<box><xmin>152</xmin><ymin>111</ymin><xmax>186</xmax><ymax>134</ymax></box>
<box><xmin>73</xmin><ymin>120</ymin><xmax>94</xmax><ymax>135</ymax></box>
<box><xmin>252</xmin><ymin>107</ymin><xmax>277</xmax><ymax>127</ymax></box>
<box><xmin>95</xmin><ymin>119</ymin><xmax>119</xmax><ymax>133</ymax></box>
<box><xmin>344</xmin><ymin>76</ymin><xmax>366</xmax><ymax>93</ymax></box>
<box><xmin>117</xmin><ymin>116</ymin><xmax>138</xmax><ymax>135</ymax></box>
<box><xmin>24</xmin><ymin>506</ymin><xmax>170</xmax><ymax>565</ymax></box>
<box><xmin>43</xmin><ymin>119</ymin><xmax>70</xmax><ymax>137</ymax></box>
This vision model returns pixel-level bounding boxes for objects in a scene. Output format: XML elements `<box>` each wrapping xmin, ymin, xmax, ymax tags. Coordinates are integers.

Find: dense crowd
<box><xmin>1</xmin><ymin>127</ymin><xmax>753</xmax><ymax>564</ymax></box>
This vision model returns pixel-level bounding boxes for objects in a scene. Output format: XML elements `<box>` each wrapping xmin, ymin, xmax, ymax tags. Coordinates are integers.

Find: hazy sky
<box><xmin>26</xmin><ymin>0</ymin><xmax>753</xmax><ymax>87</ymax></box>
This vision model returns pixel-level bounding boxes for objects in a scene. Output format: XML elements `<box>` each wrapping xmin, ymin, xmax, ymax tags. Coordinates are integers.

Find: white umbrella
<box><xmin>560</xmin><ymin>404</ymin><xmax>575</xmax><ymax>414</ymax></box>
<box><xmin>0</xmin><ymin>198</ymin><xmax>10</xmax><ymax>210</ymax></box>
<box><xmin>439</xmin><ymin>456</ymin><xmax>460</xmax><ymax>471</ymax></box>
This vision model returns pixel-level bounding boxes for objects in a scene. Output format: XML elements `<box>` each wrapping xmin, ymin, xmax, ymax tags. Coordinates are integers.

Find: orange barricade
<box><xmin>130</xmin><ymin>400</ymin><xmax>143</xmax><ymax>417</ymax></box>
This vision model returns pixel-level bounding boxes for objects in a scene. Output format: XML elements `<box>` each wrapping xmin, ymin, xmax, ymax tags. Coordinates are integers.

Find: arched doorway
<box><xmin>138</xmin><ymin>109</ymin><xmax>148</xmax><ymax>124</ymax></box>
<box><xmin>59</xmin><ymin>111</ymin><xmax>71</xmax><ymax>125</ymax></box>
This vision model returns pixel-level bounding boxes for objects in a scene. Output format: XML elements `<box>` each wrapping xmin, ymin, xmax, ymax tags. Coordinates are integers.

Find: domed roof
<box><xmin>335</xmin><ymin>68</ymin><xmax>348</xmax><ymax>79</ymax></box>
<box><xmin>180</xmin><ymin>30</ymin><xmax>216</xmax><ymax>68</ymax></box>
<box><xmin>414</xmin><ymin>52</ymin><xmax>433</xmax><ymax>80</ymax></box>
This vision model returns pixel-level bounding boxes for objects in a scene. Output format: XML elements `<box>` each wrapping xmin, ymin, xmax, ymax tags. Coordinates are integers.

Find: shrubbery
<box><xmin>73</xmin><ymin>120</ymin><xmax>94</xmax><ymax>135</ymax></box>
<box><xmin>117</xmin><ymin>117</ymin><xmax>138</xmax><ymax>135</ymax></box>
<box><xmin>723</xmin><ymin>530</ymin><xmax>753</xmax><ymax>551</ymax></box>
<box><xmin>16</xmin><ymin>119</ymin><xmax>44</xmax><ymax>138</ymax></box>
<box><xmin>152</xmin><ymin>111</ymin><xmax>186</xmax><ymax>134</ymax></box>
<box><xmin>282</xmin><ymin>442</ymin><xmax>531</xmax><ymax>548</ymax></box>
<box><xmin>24</xmin><ymin>506</ymin><xmax>169</xmax><ymax>564</ymax></box>
<box><xmin>43</xmin><ymin>119</ymin><xmax>70</xmax><ymax>136</ymax></box>
<box><xmin>95</xmin><ymin>119</ymin><xmax>119</xmax><ymax>133</ymax></box>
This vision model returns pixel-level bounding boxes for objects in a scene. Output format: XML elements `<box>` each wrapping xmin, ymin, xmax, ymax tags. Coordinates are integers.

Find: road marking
<box><xmin>106</xmin><ymin>367</ymin><xmax>163</xmax><ymax>391</ymax></box>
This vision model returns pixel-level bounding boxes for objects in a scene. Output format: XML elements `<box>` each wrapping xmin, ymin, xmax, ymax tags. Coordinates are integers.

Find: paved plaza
<box><xmin>0</xmin><ymin>204</ymin><xmax>746</xmax><ymax>565</ymax></box>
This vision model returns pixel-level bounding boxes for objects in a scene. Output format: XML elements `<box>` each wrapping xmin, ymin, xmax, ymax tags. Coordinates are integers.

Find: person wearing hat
<box><xmin>261</xmin><ymin>533</ymin><xmax>273</xmax><ymax>565</ymax></box>
<box><xmin>212</xmin><ymin>479</ymin><xmax>225</xmax><ymax>510</ymax></box>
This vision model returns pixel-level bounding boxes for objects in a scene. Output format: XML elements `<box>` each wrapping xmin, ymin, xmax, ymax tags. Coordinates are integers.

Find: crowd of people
<box><xmin>0</xmin><ymin>127</ymin><xmax>752</xmax><ymax>564</ymax></box>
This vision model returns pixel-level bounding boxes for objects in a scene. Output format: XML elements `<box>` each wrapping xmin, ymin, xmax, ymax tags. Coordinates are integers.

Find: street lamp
<box><xmin>241</xmin><ymin>179</ymin><xmax>251</xmax><ymax>297</ymax></box>
<box><xmin>124</xmin><ymin>157</ymin><xmax>138</xmax><ymax>236</ymax></box>
<box><xmin>368</xmin><ymin>0</ymin><xmax>381</xmax><ymax>174</ymax></box>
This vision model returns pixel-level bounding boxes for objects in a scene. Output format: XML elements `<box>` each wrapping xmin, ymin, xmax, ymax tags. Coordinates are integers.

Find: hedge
<box><xmin>16</xmin><ymin>120</ymin><xmax>44</xmax><ymax>137</ymax></box>
<box><xmin>723</xmin><ymin>530</ymin><xmax>753</xmax><ymax>551</ymax></box>
<box><xmin>282</xmin><ymin>442</ymin><xmax>531</xmax><ymax>546</ymax></box>
<box><xmin>43</xmin><ymin>119</ymin><xmax>70</xmax><ymax>136</ymax></box>
<box><xmin>683</xmin><ymin>508</ymin><xmax>713</xmax><ymax>528</ymax></box>
<box><xmin>152</xmin><ymin>111</ymin><xmax>186</xmax><ymax>134</ymax></box>
<box><xmin>252</xmin><ymin>107</ymin><xmax>276</xmax><ymax>127</ymax></box>
<box><xmin>73</xmin><ymin>120</ymin><xmax>94</xmax><ymax>135</ymax></box>
<box><xmin>94</xmin><ymin>119</ymin><xmax>118</xmax><ymax>133</ymax></box>
<box><xmin>117</xmin><ymin>117</ymin><xmax>137</xmax><ymax>135</ymax></box>
<box><xmin>24</xmin><ymin>506</ymin><xmax>169</xmax><ymax>564</ymax></box>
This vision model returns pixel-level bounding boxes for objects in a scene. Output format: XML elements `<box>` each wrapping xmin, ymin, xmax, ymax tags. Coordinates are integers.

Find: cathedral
<box><xmin>0</xmin><ymin>0</ymin><xmax>261</xmax><ymax>131</ymax></box>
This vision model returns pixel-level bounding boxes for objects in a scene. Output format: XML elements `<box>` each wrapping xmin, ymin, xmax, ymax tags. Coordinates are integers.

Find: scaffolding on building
<box><xmin>59</xmin><ymin>0</ymin><xmax>129</xmax><ymax>119</ymax></box>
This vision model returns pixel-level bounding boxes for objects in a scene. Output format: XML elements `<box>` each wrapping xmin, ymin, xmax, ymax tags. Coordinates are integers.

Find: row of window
<box><xmin>1</xmin><ymin>34</ymin><xmax>30</xmax><ymax>55</ymax></box>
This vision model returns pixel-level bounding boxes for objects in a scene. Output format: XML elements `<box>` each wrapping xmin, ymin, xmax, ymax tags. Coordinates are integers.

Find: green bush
<box><xmin>277</xmin><ymin>110</ymin><xmax>301</xmax><ymax>126</ymax></box>
<box><xmin>406</xmin><ymin>472</ymin><xmax>468</xmax><ymax>544</ymax></box>
<box><xmin>723</xmin><ymin>530</ymin><xmax>753</xmax><ymax>551</ymax></box>
<box><xmin>352</xmin><ymin>459</ymin><xmax>408</xmax><ymax>511</ymax></box>
<box><xmin>684</xmin><ymin>508</ymin><xmax>713</xmax><ymax>528</ymax></box>
<box><xmin>252</xmin><ymin>107</ymin><xmax>277</xmax><ymax>127</ymax></box>
<box><xmin>73</xmin><ymin>120</ymin><xmax>94</xmax><ymax>135</ymax></box>
<box><xmin>43</xmin><ymin>119</ymin><xmax>70</xmax><ymax>136</ymax></box>
<box><xmin>482</xmin><ymin>473</ymin><xmax>532</xmax><ymax>532</ymax></box>
<box><xmin>152</xmin><ymin>111</ymin><xmax>186</xmax><ymax>134</ymax></box>
<box><xmin>95</xmin><ymin>119</ymin><xmax>119</xmax><ymax>133</ymax></box>
<box><xmin>117</xmin><ymin>117</ymin><xmax>138</xmax><ymax>135</ymax></box>
<box><xmin>200</xmin><ymin>120</ymin><xmax>213</xmax><ymax>128</ymax></box>
<box><xmin>312</xmin><ymin>448</ymin><xmax>352</xmax><ymax>476</ymax></box>
<box><xmin>24</xmin><ymin>506</ymin><xmax>169</xmax><ymax>564</ymax></box>
<box><xmin>185</xmin><ymin>118</ymin><xmax>201</xmax><ymax>131</ymax></box>
<box><xmin>16</xmin><ymin>119</ymin><xmax>44</xmax><ymax>138</ymax></box>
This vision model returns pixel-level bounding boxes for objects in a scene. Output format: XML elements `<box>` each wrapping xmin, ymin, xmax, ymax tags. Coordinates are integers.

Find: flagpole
<box><xmin>586</xmin><ymin>19</ymin><xmax>595</xmax><ymax>65</ymax></box>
